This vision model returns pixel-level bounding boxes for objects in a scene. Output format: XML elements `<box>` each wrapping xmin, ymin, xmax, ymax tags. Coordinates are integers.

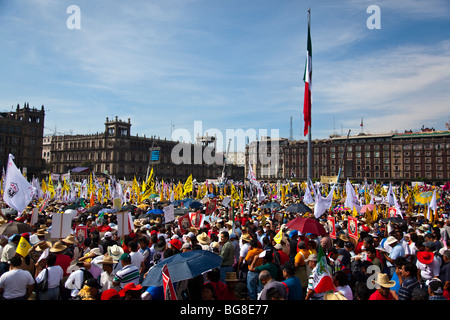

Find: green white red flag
<box><xmin>311</xmin><ymin>245</ymin><xmax>335</xmax><ymax>294</ymax></box>
<box><xmin>303</xmin><ymin>10</ymin><xmax>312</xmax><ymax>136</ymax></box>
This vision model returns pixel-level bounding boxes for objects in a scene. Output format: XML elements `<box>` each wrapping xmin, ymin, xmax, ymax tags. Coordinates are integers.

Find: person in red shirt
<box><xmin>98</xmin><ymin>220</ymin><xmax>112</xmax><ymax>233</ymax></box>
<box><xmin>369</xmin><ymin>273</ymin><xmax>398</xmax><ymax>300</ymax></box>
<box><xmin>49</xmin><ymin>240</ymin><xmax>72</xmax><ymax>277</ymax></box>
<box><xmin>275</xmin><ymin>243</ymin><xmax>289</xmax><ymax>267</ymax></box>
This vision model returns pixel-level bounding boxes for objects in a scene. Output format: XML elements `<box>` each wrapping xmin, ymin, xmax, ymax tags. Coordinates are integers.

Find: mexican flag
<box><xmin>311</xmin><ymin>245</ymin><xmax>335</xmax><ymax>294</ymax></box>
<box><xmin>303</xmin><ymin>10</ymin><xmax>312</xmax><ymax>136</ymax></box>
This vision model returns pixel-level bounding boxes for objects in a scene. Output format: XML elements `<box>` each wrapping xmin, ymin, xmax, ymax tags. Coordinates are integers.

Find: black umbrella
<box><xmin>286</xmin><ymin>202</ymin><xmax>312</xmax><ymax>214</ymax></box>
<box><xmin>86</xmin><ymin>204</ymin><xmax>104</xmax><ymax>214</ymax></box>
<box><xmin>264</xmin><ymin>202</ymin><xmax>281</xmax><ymax>209</ymax></box>
<box><xmin>0</xmin><ymin>221</ymin><xmax>33</xmax><ymax>236</ymax></box>
<box><xmin>380</xmin><ymin>217</ymin><xmax>405</xmax><ymax>225</ymax></box>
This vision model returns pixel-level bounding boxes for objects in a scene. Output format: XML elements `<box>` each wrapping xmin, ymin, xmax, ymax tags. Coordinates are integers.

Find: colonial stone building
<box><xmin>279</xmin><ymin>128</ymin><xmax>450</xmax><ymax>184</ymax></box>
<box><xmin>49</xmin><ymin>116</ymin><xmax>224</xmax><ymax>182</ymax></box>
<box><xmin>0</xmin><ymin>103</ymin><xmax>45</xmax><ymax>178</ymax></box>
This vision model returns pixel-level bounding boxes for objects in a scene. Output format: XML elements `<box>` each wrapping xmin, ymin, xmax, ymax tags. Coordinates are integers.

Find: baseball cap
<box><xmin>119</xmin><ymin>253</ymin><xmax>131</xmax><ymax>262</ymax></box>
<box><xmin>427</xmin><ymin>279</ymin><xmax>444</xmax><ymax>295</ymax></box>
<box><xmin>305</xmin><ymin>254</ymin><xmax>318</xmax><ymax>262</ymax></box>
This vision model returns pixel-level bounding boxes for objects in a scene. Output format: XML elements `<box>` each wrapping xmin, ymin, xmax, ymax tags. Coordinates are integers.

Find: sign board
<box><xmin>320</xmin><ymin>175</ymin><xmax>338</xmax><ymax>184</ymax></box>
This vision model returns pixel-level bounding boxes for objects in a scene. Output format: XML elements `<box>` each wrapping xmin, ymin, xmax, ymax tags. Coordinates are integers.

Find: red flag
<box><xmin>303</xmin><ymin>10</ymin><xmax>312</xmax><ymax>136</ymax></box>
<box><xmin>205</xmin><ymin>199</ymin><xmax>217</xmax><ymax>215</ymax></box>
<box><xmin>189</xmin><ymin>211</ymin><xmax>204</xmax><ymax>229</ymax></box>
<box><xmin>90</xmin><ymin>192</ymin><xmax>95</xmax><ymax>207</ymax></box>
<box><xmin>348</xmin><ymin>216</ymin><xmax>358</xmax><ymax>240</ymax></box>
<box><xmin>327</xmin><ymin>216</ymin><xmax>336</xmax><ymax>240</ymax></box>
<box><xmin>178</xmin><ymin>213</ymin><xmax>191</xmax><ymax>234</ymax></box>
<box><xmin>162</xmin><ymin>264</ymin><xmax>177</xmax><ymax>300</ymax></box>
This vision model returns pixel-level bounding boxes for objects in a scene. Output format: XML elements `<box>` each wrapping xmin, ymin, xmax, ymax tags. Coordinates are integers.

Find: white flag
<box><xmin>314</xmin><ymin>185</ymin><xmax>335</xmax><ymax>218</ymax></box>
<box><xmin>303</xmin><ymin>183</ymin><xmax>314</xmax><ymax>205</ymax></box>
<box><xmin>3</xmin><ymin>154</ymin><xmax>35</xmax><ymax>212</ymax></box>
<box><xmin>344</xmin><ymin>179</ymin><xmax>361</xmax><ymax>212</ymax></box>
<box><xmin>427</xmin><ymin>189</ymin><xmax>437</xmax><ymax>220</ymax></box>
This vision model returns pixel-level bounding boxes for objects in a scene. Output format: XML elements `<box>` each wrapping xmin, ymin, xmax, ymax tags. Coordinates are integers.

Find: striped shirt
<box><xmin>398</xmin><ymin>277</ymin><xmax>420</xmax><ymax>300</ymax></box>
<box><xmin>113</xmin><ymin>264</ymin><xmax>140</xmax><ymax>289</ymax></box>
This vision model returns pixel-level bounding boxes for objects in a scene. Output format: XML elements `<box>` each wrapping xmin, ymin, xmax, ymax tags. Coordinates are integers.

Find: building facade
<box><xmin>245</xmin><ymin>137</ymin><xmax>289</xmax><ymax>180</ymax></box>
<box><xmin>0</xmin><ymin>103</ymin><xmax>45</xmax><ymax>178</ymax></box>
<box><xmin>49</xmin><ymin>117</ymin><xmax>224</xmax><ymax>182</ymax></box>
<box><xmin>247</xmin><ymin>129</ymin><xmax>450</xmax><ymax>184</ymax></box>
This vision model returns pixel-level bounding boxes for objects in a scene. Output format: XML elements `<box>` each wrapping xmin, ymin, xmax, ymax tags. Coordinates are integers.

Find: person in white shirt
<box><xmin>97</xmin><ymin>255</ymin><xmax>120</xmax><ymax>292</ymax></box>
<box><xmin>64</xmin><ymin>261</ymin><xmax>92</xmax><ymax>298</ymax></box>
<box><xmin>0</xmin><ymin>255</ymin><xmax>35</xmax><ymax>300</ymax></box>
<box><xmin>333</xmin><ymin>270</ymin><xmax>354</xmax><ymax>300</ymax></box>
<box><xmin>129</xmin><ymin>241</ymin><xmax>144</xmax><ymax>274</ymax></box>
<box><xmin>35</xmin><ymin>253</ymin><xmax>64</xmax><ymax>300</ymax></box>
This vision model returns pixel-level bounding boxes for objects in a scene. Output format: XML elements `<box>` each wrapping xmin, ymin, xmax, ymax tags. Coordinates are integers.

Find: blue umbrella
<box><xmin>98</xmin><ymin>208</ymin><xmax>117</xmax><ymax>215</ymax></box>
<box><xmin>207</xmin><ymin>193</ymin><xmax>215</xmax><ymax>198</ymax></box>
<box><xmin>147</xmin><ymin>209</ymin><xmax>164</xmax><ymax>215</ymax></box>
<box><xmin>189</xmin><ymin>201</ymin><xmax>203</xmax><ymax>209</ymax></box>
<box><xmin>170</xmin><ymin>200</ymin><xmax>183</xmax><ymax>207</ymax></box>
<box><xmin>141</xmin><ymin>250</ymin><xmax>223</xmax><ymax>287</ymax></box>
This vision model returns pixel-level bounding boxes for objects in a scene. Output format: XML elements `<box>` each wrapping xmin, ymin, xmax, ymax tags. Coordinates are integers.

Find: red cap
<box><xmin>169</xmin><ymin>238</ymin><xmax>182</xmax><ymax>250</ymax></box>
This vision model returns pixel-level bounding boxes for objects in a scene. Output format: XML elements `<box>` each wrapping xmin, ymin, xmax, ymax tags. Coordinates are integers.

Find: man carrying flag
<box><xmin>305</xmin><ymin>245</ymin><xmax>335</xmax><ymax>300</ymax></box>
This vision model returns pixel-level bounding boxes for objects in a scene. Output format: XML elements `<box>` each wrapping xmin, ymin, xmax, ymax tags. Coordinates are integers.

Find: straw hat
<box><xmin>36</xmin><ymin>229</ymin><xmax>49</xmax><ymax>237</ymax></box>
<box><xmin>107</xmin><ymin>244</ymin><xmax>124</xmax><ymax>261</ymax></box>
<box><xmin>386</xmin><ymin>236</ymin><xmax>398</xmax><ymax>246</ymax></box>
<box><xmin>324</xmin><ymin>292</ymin><xmax>348</xmax><ymax>300</ymax></box>
<box><xmin>225</xmin><ymin>272</ymin><xmax>240</xmax><ymax>282</ymax></box>
<box><xmin>240</xmin><ymin>234</ymin><xmax>252</xmax><ymax>243</ymax></box>
<box><xmin>50</xmin><ymin>240</ymin><xmax>67</xmax><ymax>253</ymax></box>
<box><xmin>62</xmin><ymin>235</ymin><xmax>77</xmax><ymax>245</ymax></box>
<box><xmin>374</xmin><ymin>273</ymin><xmax>396</xmax><ymax>288</ymax></box>
<box><xmin>97</xmin><ymin>254</ymin><xmax>118</xmax><ymax>265</ymax></box>
<box><xmin>35</xmin><ymin>240</ymin><xmax>52</xmax><ymax>252</ymax></box>
<box><xmin>197</xmin><ymin>232</ymin><xmax>211</xmax><ymax>245</ymax></box>
<box><xmin>339</xmin><ymin>234</ymin><xmax>349</xmax><ymax>242</ymax></box>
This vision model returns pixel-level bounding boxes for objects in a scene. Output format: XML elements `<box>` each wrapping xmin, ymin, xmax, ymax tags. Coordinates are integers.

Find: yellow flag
<box><xmin>372</xmin><ymin>205</ymin><xmax>379</xmax><ymax>221</ymax></box>
<box><xmin>160</xmin><ymin>180</ymin><xmax>165</xmax><ymax>202</ymax></box>
<box><xmin>274</xmin><ymin>229</ymin><xmax>283</xmax><ymax>244</ymax></box>
<box><xmin>48</xmin><ymin>174</ymin><xmax>55</xmax><ymax>199</ymax></box>
<box><xmin>183</xmin><ymin>174</ymin><xmax>193</xmax><ymax>195</ymax></box>
<box><xmin>16</xmin><ymin>236</ymin><xmax>32</xmax><ymax>257</ymax></box>
<box><xmin>41</xmin><ymin>179</ymin><xmax>48</xmax><ymax>194</ymax></box>
<box><xmin>352</xmin><ymin>206</ymin><xmax>359</xmax><ymax>217</ymax></box>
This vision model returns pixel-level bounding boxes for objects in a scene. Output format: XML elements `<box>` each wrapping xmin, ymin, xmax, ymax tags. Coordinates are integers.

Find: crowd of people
<box><xmin>0</xmin><ymin>182</ymin><xmax>449</xmax><ymax>301</ymax></box>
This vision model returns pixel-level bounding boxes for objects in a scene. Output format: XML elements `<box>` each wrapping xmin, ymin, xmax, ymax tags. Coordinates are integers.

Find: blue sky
<box><xmin>1</xmin><ymin>0</ymin><xmax>449</xmax><ymax>152</ymax></box>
